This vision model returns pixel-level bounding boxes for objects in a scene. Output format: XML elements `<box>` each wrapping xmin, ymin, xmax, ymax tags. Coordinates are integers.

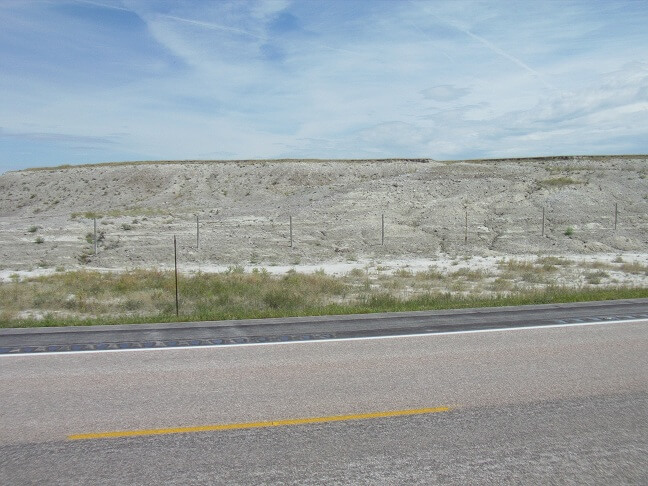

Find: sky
<box><xmin>1</xmin><ymin>0</ymin><xmax>647</xmax><ymax>172</ymax></box>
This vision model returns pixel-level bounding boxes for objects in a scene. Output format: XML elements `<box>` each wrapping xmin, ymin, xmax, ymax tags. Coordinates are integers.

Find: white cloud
<box><xmin>421</xmin><ymin>85</ymin><xmax>470</xmax><ymax>102</ymax></box>
<box><xmin>1</xmin><ymin>1</ymin><xmax>647</xmax><ymax>171</ymax></box>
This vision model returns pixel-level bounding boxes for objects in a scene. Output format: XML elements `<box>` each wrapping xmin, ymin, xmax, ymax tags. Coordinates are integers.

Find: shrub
<box><xmin>564</xmin><ymin>227</ymin><xmax>574</xmax><ymax>236</ymax></box>
<box><xmin>263</xmin><ymin>289</ymin><xmax>302</xmax><ymax>309</ymax></box>
<box><xmin>538</xmin><ymin>177</ymin><xmax>581</xmax><ymax>188</ymax></box>
<box><xmin>35</xmin><ymin>236</ymin><xmax>44</xmax><ymax>244</ymax></box>
<box><xmin>585</xmin><ymin>270</ymin><xmax>609</xmax><ymax>285</ymax></box>
<box><xmin>28</xmin><ymin>226</ymin><xmax>38</xmax><ymax>233</ymax></box>
<box><xmin>620</xmin><ymin>262</ymin><xmax>648</xmax><ymax>274</ymax></box>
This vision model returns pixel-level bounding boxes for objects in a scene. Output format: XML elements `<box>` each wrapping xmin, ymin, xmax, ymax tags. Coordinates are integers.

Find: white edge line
<box><xmin>1</xmin><ymin>318</ymin><xmax>646</xmax><ymax>358</ymax></box>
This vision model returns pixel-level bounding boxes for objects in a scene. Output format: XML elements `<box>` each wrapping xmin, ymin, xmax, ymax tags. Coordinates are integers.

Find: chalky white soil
<box><xmin>1</xmin><ymin>156</ymin><xmax>647</xmax><ymax>284</ymax></box>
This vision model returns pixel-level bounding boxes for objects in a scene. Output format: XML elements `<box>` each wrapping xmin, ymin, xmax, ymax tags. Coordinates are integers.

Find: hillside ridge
<box><xmin>0</xmin><ymin>155</ymin><xmax>647</xmax><ymax>271</ymax></box>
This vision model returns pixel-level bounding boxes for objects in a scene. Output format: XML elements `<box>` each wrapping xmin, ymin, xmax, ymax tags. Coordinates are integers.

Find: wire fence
<box><xmin>2</xmin><ymin>200</ymin><xmax>647</xmax><ymax>271</ymax></box>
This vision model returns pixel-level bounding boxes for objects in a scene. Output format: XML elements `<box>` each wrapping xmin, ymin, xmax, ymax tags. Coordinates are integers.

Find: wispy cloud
<box><xmin>421</xmin><ymin>85</ymin><xmax>469</xmax><ymax>102</ymax></box>
<box><xmin>1</xmin><ymin>0</ymin><xmax>647</xmax><ymax>172</ymax></box>
<box><xmin>162</xmin><ymin>14</ymin><xmax>269</xmax><ymax>41</ymax></box>
<box><xmin>72</xmin><ymin>0</ymin><xmax>132</xmax><ymax>12</ymax></box>
<box><xmin>0</xmin><ymin>128</ymin><xmax>120</xmax><ymax>145</ymax></box>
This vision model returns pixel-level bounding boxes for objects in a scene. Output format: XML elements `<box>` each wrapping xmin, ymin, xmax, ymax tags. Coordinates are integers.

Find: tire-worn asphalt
<box><xmin>1</xmin><ymin>314</ymin><xmax>647</xmax><ymax>484</ymax></box>
<box><xmin>2</xmin><ymin>393</ymin><xmax>646</xmax><ymax>485</ymax></box>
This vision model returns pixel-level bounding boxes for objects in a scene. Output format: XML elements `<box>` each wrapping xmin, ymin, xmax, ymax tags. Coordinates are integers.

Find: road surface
<box><xmin>2</xmin><ymin>297</ymin><xmax>648</xmax><ymax>353</ymax></box>
<box><xmin>1</xmin><ymin>309</ymin><xmax>647</xmax><ymax>484</ymax></box>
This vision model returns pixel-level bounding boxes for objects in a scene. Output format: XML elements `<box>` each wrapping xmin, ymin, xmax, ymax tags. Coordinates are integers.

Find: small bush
<box><xmin>564</xmin><ymin>227</ymin><xmax>574</xmax><ymax>236</ymax></box>
<box><xmin>536</xmin><ymin>256</ymin><xmax>572</xmax><ymax>267</ymax></box>
<box><xmin>34</xmin><ymin>236</ymin><xmax>44</xmax><ymax>244</ymax></box>
<box><xmin>450</xmin><ymin>268</ymin><xmax>489</xmax><ymax>281</ymax></box>
<box><xmin>620</xmin><ymin>262</ymin><xmax>648</xmax><ymax>274</ymax></box>
<box><xmin>491</xmin><ymin>277</ymin><xmax>514</xmax><ymax>292</ymax></box>
<box><xmin>263</xmin><ymin>289</ymin><xmax>303</xmax><ymax>309</ymax></box>
<box><xmin>415</xmin><ymin>268</ymin><xmax>444</xmax><ymax>280</ymax></box>
<box><xmin>521</xmin><ymin>271</ymin><xmax>546</xmax><ymax>284</ymax></box>
<box><xmin>394</xmin><ymin>268</ymin><xmax>413</xmax><ymax>278</ymax></box>
<box><xmin>538</xmin><ymin>177</ymin><xmax>581</xmax><ymax>188</ymax></box>
<box><xmin>225</xmin><ymin>265</ymin><xmax>245</xmax><ymax>274</ymax></box>
<box><xmin>28</xmin><ymin>226</ymin><xmax>38</xmax><ymax>233</ymax></box>
<box><xmin>499</xmin><ymin>259</ymin><xmax>534</xmax><ymax>271</ymax></box>
<box><xmin>582</xmin><ymin>261</ymin><xmax>613</xmax><ymax>270</ymax></box>
<box><xmin>585</xmin><ymin>270</ymin><xmax>609</xmax><ymax>285</ymax></box>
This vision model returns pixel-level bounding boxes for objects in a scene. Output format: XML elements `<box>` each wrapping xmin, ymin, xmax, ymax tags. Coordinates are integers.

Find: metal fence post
<box><xmin>174</xmin><ymin>235</ymin><xmax>179</xmax><ymax>317</ymax></box>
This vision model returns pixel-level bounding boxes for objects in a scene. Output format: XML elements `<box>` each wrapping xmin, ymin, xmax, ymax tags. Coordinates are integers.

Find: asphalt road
<box><xmin>1</xmin><ymin>317</ymin><xmax>647</xmax><ymax>484</ymax></box>
<box><xmin>2</xmin><ymin>297</ymin><xmax>648</xmax><ymax>353</ymax></box>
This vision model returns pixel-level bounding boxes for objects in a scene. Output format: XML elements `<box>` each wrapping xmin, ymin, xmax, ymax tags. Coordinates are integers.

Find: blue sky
<box><xmin>1</xmin><ymin>0</ymin><xmax>647</xmax><ymax>172</ymax></box>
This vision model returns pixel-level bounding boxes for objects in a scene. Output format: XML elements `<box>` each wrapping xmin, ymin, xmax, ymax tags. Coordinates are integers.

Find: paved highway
<box><xmin>1</xmin><ymin>313</ymin><xmax>647</xmax><ymax>484</ymax></box>
<box><xmin>2</xmin><ymin>298</ymin><xmax>648</xmax><ymax>353</ymax></box>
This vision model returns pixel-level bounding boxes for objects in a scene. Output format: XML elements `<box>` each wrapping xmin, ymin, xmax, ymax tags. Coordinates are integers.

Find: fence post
<box><xmin>174</xmin><ymin>235</ymin><xmax>179</xmax><ymax>317</ymax></box>
<box><xmin>381</xmin><ymin>213</ymin><xmax>385</xmax><ymax>246</ymax></box>
<box><xmin>93</xmin><ymin>217</ymin><xmax>97</xmax><ymax>255</ymax></box>
<box><xmin>614</xmin><ymin>203</ymin><xmax>618</xmax><ymax>230</ymax></box>
<box><xmin>290</xmin><ymin>215</ymin><xmax>293</xmax><ymax>248</ymax></box>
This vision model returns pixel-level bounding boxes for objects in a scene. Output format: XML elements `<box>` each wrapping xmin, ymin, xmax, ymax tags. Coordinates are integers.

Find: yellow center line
<box><xmin>68</xmin><ymin>406</ymin><xmax>451</xmax><ymax>440</ymax></box>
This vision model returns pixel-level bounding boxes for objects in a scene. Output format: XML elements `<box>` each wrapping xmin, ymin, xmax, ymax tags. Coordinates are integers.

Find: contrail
<box><xmin>409</xmin><ymin>21</ymin><xmax>454</xmax><ymax>62</ymax></box>
<box><xmin>72</xmin><ymin>0</ymin><xmax>133</xmax><ymax>12</ymax></box>
<box><xmin>461</xmin><ymin>28</ymin><xmax>554</xmax><ymax>89</ymax></box>
<box><xmin>163</xmin><ymin>14</ymin><xmax>269</xmax><ymax>41</ymax></box>
<box><xmin>164</xmin><ymin>14</ymin><xmax>364</xmax><ymax>57</ymax></box>
<box><xmin>419</xmin><ymin>5</ymin><xmax>554</xmax><ymax>89</ymax></box>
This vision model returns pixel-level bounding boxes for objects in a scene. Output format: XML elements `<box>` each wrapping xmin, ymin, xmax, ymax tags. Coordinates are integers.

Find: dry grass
<box><xmin>620</xmin><ymin>262</ymin><xmax>648</xmax><ymax>274</ymax></box>
<box><xmin>2</xmin><ymin>255</ymin><xmax>648</xmax><ymax>328</ymax></box>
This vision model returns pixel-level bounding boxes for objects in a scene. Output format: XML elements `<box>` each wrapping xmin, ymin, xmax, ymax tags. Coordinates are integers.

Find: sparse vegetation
<box><xmin>34</xmin><ymin>236</ymin><xmax>44</xmax><ymax>244</ymax></box>
<box><xmin>71</xmin><ymin>207</ymin><xmax>167</xmax><ymax>219</ymax></box>
<box><xmin>585</xmin><ymin>270</ymin><xmax>609</xmax><ymax>285</ymax></box>
<box><xmin>450</xmin><ymin>268</ymin><xmax>490</xmax><ymax>281</ymax></box>
<box><xmin>28</xmin><ymin>225</ymin><xmax>38</xmax><ymax>233</ymax></box>
<box><xmin>1</xmin><ymin>268</ymin><xmax>647</xmax><ymax>328</ymax></box>
<box><xmin>536</xmin><ymin>256</ymin><xmax>572</xmax><ymax>267</ymax></box>
<box><xmin>620</xmin><ymin>262</ymin><xmax>648</xmax><ymax>275</ymax></box>
<box><xmin>564</xmin><ymin>227</ymin><xmax>574</xmax><ymax>236</ymax></box>
<box><xmin>537</xmin><ymin>177</ymin><xmax>582</xmax><ymax>188</ymax></box>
